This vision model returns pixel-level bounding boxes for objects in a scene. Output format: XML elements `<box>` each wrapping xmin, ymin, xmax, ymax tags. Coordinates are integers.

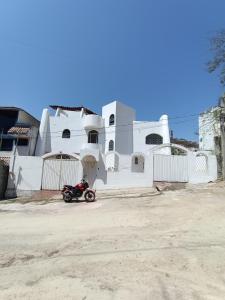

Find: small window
<box><xmin>88</xmin><ymin>130</ymin><xmax>98</xmax><ymax>144</ymax></box>
<box><xmin>62</xmin><ymin>129</ymin><xmax>70</xmax><ymax>139</ymax></box>
<box><xmin>0</xmin><ymin>139</ymin><xmax>14</xmax><ymax>151</ymax></box>
<box><xmin>146</xmin><ymin>134</ymin><xmax>163</xmax><ymax>145</ymax></box>
<box><xmin>134</xmin><ymin>157</ymin><xmax>138</xmax><ymax>165</ymax></box>
<box><xmin>109</xmin><ymin>140</ymin><xmax>114</xmax><ymax>151</ymax></box>
<box><xmin>56</xmin><ymin>154</ymin><xmax>70</xmax><ymax>159</ymax></box>
<box><xmin>17</xmin><ymin>138</ymin><xmax>29</xmax><ymax>146</ymax></box>
<box><xmin>109</xmin><ymin>114</ymin><xmax>115</xmax><ymax>126</ymax></box>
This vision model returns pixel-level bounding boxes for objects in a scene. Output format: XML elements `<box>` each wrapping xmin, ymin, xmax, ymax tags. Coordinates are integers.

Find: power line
<box><xmin>1</xmin><ymin>116</ymin><xmax>210</xmax><ymax>141</ymax></box>
<box><xmin>36</xmin><ymin>109</ymin><xmax>221</xmax><ymax>136</ymax></box>
<box><xmin>1</xmin><ymin>112</ymin><xmax>217</xmax><ymax>142</ymax></box>
<box><xmin>34</xmin><ymin>114</ymin><xmax>198</xmax><ymax>136</ymax></box>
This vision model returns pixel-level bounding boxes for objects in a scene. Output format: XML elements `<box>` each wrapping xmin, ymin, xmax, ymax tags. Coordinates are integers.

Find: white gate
<box><xmin>42</xmin><ymin>159</ymin><xmax>80</xmax><ymax>190</ymax></box>
<box><xmin>154</xmin><ymin>154</ymin><xmax>188</xmax><ymax>182</ymax></box>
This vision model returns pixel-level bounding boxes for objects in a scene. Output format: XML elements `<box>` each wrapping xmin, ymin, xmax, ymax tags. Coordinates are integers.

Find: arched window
<box><xmin>131</xmin><ymin>155</ymin><xmax>145</xmax><ymax>172</ymax></box>
<box><xmin>88</xmin><ymin>130</ymin><xmax>98</xmax><ymax>144</ymax></box>
<box><xmin>109</xmin><ymin>114</ymin><xmax>115</xmax><ymax>126</ymax></box>
<box><xmin>146</xmin><ymin>134</ymin><xmax>163</xmax><ymax>145</ymax></box>
<box><xmin>109</xmin><ymin>140</ymin><xmax>114</xmax><ymax>151</ymax></box>
<box><xmin>62</xmin><ymin>129</ymin><xmax>70</xmax><ymax>139</ymax></box>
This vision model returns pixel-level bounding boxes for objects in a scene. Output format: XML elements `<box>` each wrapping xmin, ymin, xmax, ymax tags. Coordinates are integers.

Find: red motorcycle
<box><xmin>61</xmin><ymin>179</ymin><xmax>96</xmax><ymax>203</ymax></box>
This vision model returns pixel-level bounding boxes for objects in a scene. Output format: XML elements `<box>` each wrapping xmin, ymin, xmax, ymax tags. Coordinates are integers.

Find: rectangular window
<box><xmin>0</xmin><ymin>139</ymin><xmax>14</xmax><ymax>151</ymax></box>
<box><xmin>17</xmin><ymin>138</ymin><xmax>29</xmax><ymax>146</ymax></box>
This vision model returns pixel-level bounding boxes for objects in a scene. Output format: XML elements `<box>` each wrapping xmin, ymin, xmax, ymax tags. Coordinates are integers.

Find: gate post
<box><xmin>58</xmin><ymin>158</ymin><xmax>62</xmax><ymax>190</ymax></box>
<box><xmin>40</xmin><ymin>158</ymin><xmax>45</xmax><ymax>190</ymax></box>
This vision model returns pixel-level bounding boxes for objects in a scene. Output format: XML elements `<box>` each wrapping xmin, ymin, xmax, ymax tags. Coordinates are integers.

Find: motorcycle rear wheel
<box><xmin>63</xmin><ymin>192</ymin><xmax>72</xmax><ymax>203</ymax></box>
<box><xmin>84</xmin><ymin>191</ymin><xmax>96</xmax><ymax>202</ymax></box>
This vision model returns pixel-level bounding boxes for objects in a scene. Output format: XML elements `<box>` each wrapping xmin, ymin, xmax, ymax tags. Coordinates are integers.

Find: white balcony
<box><xmin>80</xmin><ymin>143</ymin><xmax>100</xmax><ymax>162</ymax></box>
<box><xmin>83</xmin><ymin>115</ymin><xmax>103</xmax><ymax>130</ymax></box>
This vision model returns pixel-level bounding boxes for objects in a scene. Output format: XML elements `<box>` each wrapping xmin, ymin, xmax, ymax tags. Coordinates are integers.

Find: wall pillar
<box><xmin>35</xmin><ymin>109</ymin><xmax>50</xmax><ymax>156</ymax></box>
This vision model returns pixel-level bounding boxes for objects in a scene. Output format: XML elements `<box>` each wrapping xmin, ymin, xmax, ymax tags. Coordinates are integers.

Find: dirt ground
<box><xmin>1</xmin><ymin>182</ymin><xmax>225</xmax><ymax>300</ymax></box>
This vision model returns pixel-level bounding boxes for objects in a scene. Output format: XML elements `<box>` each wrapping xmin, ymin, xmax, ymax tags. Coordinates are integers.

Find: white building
<box><xmin>34</xmin><ymin>100</ymin><xmax>170</xmax><ymax>189</ymax></box>
<box><xmin>199</xmin><ymin>106</ymin><xmax>221</xmax><ymax>153</ymax></box>
<box><xmin>6</xmin><ymin>100</ymin><xmax>218</xmax><ymax>196</ymax></box>
<box><xmin>36</xmin><ymin>101</ymin><xmax>170</xmax><ymax>157</ymax></box>
<box><xmin>199</xmin><ymin>104</ymin><xmax>224</xmax><ymax>178</ymax></box>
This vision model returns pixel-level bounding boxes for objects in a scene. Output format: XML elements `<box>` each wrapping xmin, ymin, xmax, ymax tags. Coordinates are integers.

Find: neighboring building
<box><xmin>0</xmin><ymin>107</ymin><xmax>40</xmax><ymax>163</ymax></box>
<box><xmin>171</xmin><ymin>137</ymin><xmax>199</xmax><ymax>153</ymax></box>
<box><xmin>199</xmin><ymin>106</ymin><xmax>221</xmax><ymax>152</ymax></box>
<box><xmin>199</xmin><ymin>104</ymin><xmax>223</xmax><ymax>178</ymax></box>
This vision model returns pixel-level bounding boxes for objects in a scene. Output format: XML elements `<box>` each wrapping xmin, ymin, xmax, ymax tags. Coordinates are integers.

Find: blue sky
<box><xmin>0</xmin><ymin>0</ymin><xmax>225</xmax><ymax>140</ymax></box>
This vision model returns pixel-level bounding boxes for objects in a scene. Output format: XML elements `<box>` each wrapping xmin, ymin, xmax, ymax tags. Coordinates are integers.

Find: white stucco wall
<box><xmin>36</xmin><ymin>101</ymin><xmax>171</xmax><ymax>159</ymax></box>
<box><xmin>49</xmin><ymin>111</ymin><xmax>87</xmax><ymax>154</ymax></box>
<box><xmin>102</xmin><ymin>101</ymin><xmax>136</xmax><ymax>155</ymax></box>
<box><xmin>93</xmin><ymin>152</ymin><xmax>153</xmax><ymax>189</ymax></box>
<box><xmin>115</xmin><ymin>102</ymin><xmax>135</xmax><ymax>155</ymax></box>
<box><xmin>6</xmin><ymin>156</ymin><xmax>43</xmax><ymax>197</ymax></box>
<box><xmin>188</xmin><ymin>151</ymin><xmax>217</xmax><ymax>184</ymax></box>
<box><xmin>7</xmin><ymin>148</ymin><xmax>217</xmax><ymax>196</ymax></box>
<box><xmin>17</xmin><ymin>110</ymin><xmax>40</xmax><ymax>128</ymax></box>
<box><xmin>36</xmin><ymin>108</ymin><xmax>105</xmax><ymax>157</ymax></box>
<box><xmin>102</xmin><ymin>101</ymin><xmax>117</xmax><ymax>154</ymax></box>
<box><xmin>133</xmin><ymin>115</ymin><xmax>170</xmax><ymax>155</ymax></box>
<box><xmin>199</xmin><ymin>108</ymin><xmax>221</xmax><ymax>152</ymax></box>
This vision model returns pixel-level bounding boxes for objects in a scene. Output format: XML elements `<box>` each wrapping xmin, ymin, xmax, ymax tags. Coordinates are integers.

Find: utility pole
<box><xmin>0</xmin><ymin>128</ymin><xmax>3</xmax><ymax>151</ymax></box>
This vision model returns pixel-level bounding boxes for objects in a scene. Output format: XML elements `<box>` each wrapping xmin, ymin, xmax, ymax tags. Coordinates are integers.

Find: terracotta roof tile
<box><xmin>8</xmin><ymin>126</ymin><xmax>30</xmax><ymax>135</ymax></box>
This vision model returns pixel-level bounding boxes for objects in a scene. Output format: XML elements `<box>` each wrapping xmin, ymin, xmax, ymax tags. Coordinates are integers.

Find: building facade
<box><xmin>34</xmin><ymin>100</ymin><xmax>170</xmax><ymax>189</ymax></box>
<box><xmin>199</xmin><ymin>106</ymin><xmax>223</xmax><ymax>177</ymax></box>
<box><xmin>6</xmin><ymin>101</ymin><xmax>218</xmax><ymax>196</ymax></box>
<box><xmin>36</xmin><ymin>100</ymin><xmax>170</xmax><ymax>158</ymax></box>
<box><xmin>0</xmin><ymin>107</ymin><xmax>40</xmax><ymax>164</ymax></box>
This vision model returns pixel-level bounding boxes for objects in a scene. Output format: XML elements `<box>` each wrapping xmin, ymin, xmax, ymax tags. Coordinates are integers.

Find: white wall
<box><xmin>133</xmin><ymin>115</ymin><xmax>170</xmax><ymax>155</ymax></box>
<box><xmin>199</xmin><ymin>108</ymin><xmax>220</xmax><ymax>152</ymax></box>
<box><xmin>17</xmin><ymin>110</ymin><xmax>40</xmax><ymax>128</ymax></box>
<box><xmin>49</xmin><ymin>111</ymin><xmax>87</xmax><ymax>154</ymax></box>
<box><xmin>36</xmin><ymin>108</ymin><xmax>105</xmax><ymax>157</ymax></box>
<box><xmin>188</xmin><ymin>151</ymin><xmax>217</xmax><ymax>184</ymax></box>
<box><xmin>6</xmin><ymin>156</ymin><xmax>43</xmax><ymax>197</ymax></box>
<box><xmin>0</xmin><ymin>151</ymin><xmax>12</xmax><ymax>157</ymax></box>
<box><xmin>93</xmin><ymin>152</ymin><xmax>153</xmax><ymax>189</ymax></box>
<box><xmin>102</xmin><ymin>101</ymin><xmax>136</xmax><ymax>155</ymax></box>
<box><xmin>102</xmin><ymin>101</ymin><xmax>117</xmax><ymax>154</ymax></box>
<box><xmin>115</xmin><ymin>101</ymin><xmax>135</xmax><ymax>155</ymax></box>
<box><xmin>36</xmin><ymin>101</ymin><xmax>170</xmax><ymax>159</ymax></box>
<box><xmin>7</xmin><ymin>149</ymin><xmax>218</xmax><ymax>196</ymax></box>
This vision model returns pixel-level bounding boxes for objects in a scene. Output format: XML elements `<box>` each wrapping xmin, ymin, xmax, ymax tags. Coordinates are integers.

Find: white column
<box><xmin>160</xmin><ymin>114</ymin><xmax>171</xmax><ymax>154</ymax></box>
<box><xmin>35</xmin><ymin>108</ymin><xmax>49</xmax><ymax>156</ymax></box>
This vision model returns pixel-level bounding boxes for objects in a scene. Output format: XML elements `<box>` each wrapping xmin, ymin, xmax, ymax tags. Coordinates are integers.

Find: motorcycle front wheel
<box><xmin>63</xmin><ymin>192</ymin><xmax>72</xmax><ymax>203</ymax></box>
<box><xmin>84</xmin><ymin>191</ymin><xmax>96</xmax><ymax>202</ymax></box>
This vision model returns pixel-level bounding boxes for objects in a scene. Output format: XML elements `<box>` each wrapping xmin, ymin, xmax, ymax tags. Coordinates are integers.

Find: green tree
<box><xmin>207</xmin><ymin>30</ymin><xmax>225</xmax><ymax>86</ymax></box>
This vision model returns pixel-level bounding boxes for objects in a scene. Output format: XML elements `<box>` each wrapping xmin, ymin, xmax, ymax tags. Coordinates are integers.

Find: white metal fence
<box><xmin>153</xmin><ymin>154</ymin><xmax>188</xmax><ymax>182</ymax></box>
<box><xmin>42</xmin><ymin>159</ymin><xmax>80</xmax><ymax>190</ymax></box>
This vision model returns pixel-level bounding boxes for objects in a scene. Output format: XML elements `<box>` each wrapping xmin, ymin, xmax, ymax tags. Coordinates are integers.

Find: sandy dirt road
<box><xmin>0</xmin><ymin>183</ymin><xmax>225</xmax><ymax>300</ymax></box>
